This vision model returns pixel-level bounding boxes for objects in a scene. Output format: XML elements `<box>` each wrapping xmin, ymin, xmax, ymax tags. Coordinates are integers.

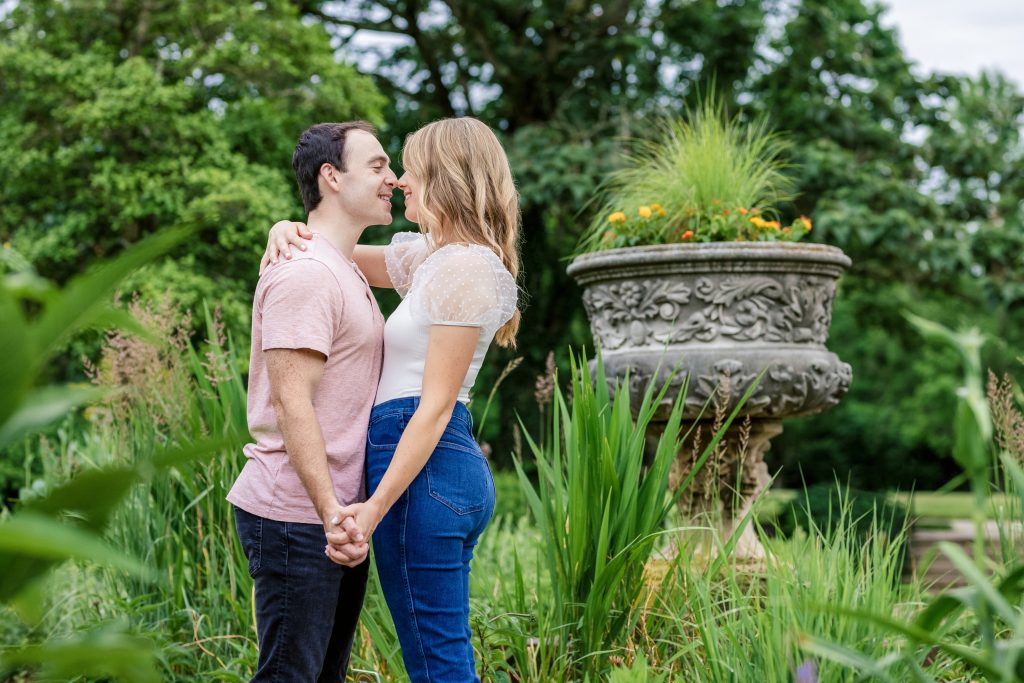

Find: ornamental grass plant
<box><xmin>801</xmin><ymin>319</ymin><xmax>1024</xmax><ymax>682</ymax></box>
<box><xmin>578</xmin><ymin>97</ymin><xmax>802</xmax><ymax>252</ymax></box>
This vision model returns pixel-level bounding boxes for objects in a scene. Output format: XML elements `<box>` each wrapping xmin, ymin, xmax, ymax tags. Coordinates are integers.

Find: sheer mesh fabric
<box><xmin>408</xmin><ymin>245</ymin><xmax>517</xmax><ymax>337</ymax></box>
<box><xmin>384</xmin><ymin>231</ymin><xmax>430</xmax><ymax>297</ymax></box>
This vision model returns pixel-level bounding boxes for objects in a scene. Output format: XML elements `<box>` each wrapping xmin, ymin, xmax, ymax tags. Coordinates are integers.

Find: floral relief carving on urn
<box><xmin>568</xmin><ymin>242</ymin><xmax>853</xmax><ymax>558</ymax></box>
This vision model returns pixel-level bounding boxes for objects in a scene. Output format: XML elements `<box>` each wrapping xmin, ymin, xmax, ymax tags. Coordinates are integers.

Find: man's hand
<box><xmin>324</xmin><ymin>501</ymin><xmax>384</xmax><ymax>565</ymax></box>
<box><xmin>323</xmin><ymin>509</ymin><xmax>369</xmax><ymax>567</ymax></box>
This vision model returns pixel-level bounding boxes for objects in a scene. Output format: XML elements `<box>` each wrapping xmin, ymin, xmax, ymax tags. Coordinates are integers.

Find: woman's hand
<box><xmin>326</xmin><ymin>501</ymin><xmax>385</xmax><ymax>548</ymax></box>
<box><xmin>259</xmin><ymin>220</ymin><xmax>314</xmax><ymax>274</ymax></box>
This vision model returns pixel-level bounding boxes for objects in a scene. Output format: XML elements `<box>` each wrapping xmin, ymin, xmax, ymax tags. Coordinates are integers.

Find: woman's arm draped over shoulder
<box><xmin>352</xmin><ymin>245</ymin><xmax>389</xmax><ymax>288</ymax></box>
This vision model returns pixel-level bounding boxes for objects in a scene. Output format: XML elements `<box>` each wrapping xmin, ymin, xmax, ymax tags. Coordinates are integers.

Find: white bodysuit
<box><xmin>373</xmin><ymin>231</ymin><xmax>517</xmax><ymax>406</ymax></box>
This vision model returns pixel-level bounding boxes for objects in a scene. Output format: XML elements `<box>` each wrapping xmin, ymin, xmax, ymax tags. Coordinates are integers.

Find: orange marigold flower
<box><xmin>681</xmin><ymin>230</ymin><xmax>695</xmax><ymax>240</ymax></box>
<box><xmin>722</xmin><ymin>208</ymin><xmax>731</xmax><ymax>216</ymax></box>
<box><xmin>737</xmin><ymin>207</ymin><xmax>748</xmax><ymax>216</ymax></box>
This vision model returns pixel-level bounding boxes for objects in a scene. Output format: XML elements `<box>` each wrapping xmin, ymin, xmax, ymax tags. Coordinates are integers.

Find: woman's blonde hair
<box><xmin>402</xmin><ymin>117</ymin><xmax>522</xmax><ymax>348</ymax></box>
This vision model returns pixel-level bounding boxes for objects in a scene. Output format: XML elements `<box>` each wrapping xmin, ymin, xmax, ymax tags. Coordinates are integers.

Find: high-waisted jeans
<box><xmin>366</xmin><ymin>397</ymin><xmax>495</xmax><ymax>683</ymax></box>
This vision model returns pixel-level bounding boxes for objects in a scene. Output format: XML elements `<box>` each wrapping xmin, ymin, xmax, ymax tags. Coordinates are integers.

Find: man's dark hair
<box><xmin>292</xmin><ymin>121</ymin><xmax>377</xmax><ymax>213</ymax></box>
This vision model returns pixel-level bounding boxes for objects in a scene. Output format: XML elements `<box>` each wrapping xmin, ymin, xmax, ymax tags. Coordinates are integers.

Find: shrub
<box><xmin>774</xmin><ymin>484</ymin><xmax>911</xmax><ymax>544</ymax></box>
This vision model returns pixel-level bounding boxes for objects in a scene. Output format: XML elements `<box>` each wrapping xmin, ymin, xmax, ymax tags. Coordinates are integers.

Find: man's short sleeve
<box><xmin>258</xmin><ymin>260</ymin><xmax>341</xmax><ymax>357</ymax></box>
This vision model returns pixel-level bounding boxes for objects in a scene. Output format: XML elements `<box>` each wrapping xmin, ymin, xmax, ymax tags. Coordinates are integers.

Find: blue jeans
<box><xmin>234</xmin><ymin>506</ymin><xmax>369</xmax><ymax>682</ymax></box>
<box><xmin>366</xmin><ymin>397</ymin><xmax>495</xmax><ymax>683</ymax></box>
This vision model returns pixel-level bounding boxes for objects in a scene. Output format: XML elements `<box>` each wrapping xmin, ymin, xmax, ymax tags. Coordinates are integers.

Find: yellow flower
<box><xmin>749</xmin><ymin>216</ymin><xmax>766</xmax><ymax>228</ymax></box>
<box><xmin>608</xmin><ymin>211</ymin><xmax>627</xmax><ymax>224</ymax></box>
<box><xmin>765</xmin><ymin>220</ymin><xmax>781</xmax><ymax>230</ymax></box>
<box><xmin>2</xmin><ymin>242</ymin><xmax>9</xmax><ymax>249</ymax></box>
<box><xmin>638</xmin><ymin>205</ymin><xmax>652</xmax><ymax>218</ymax></box>
<box><xmin>650</xmin><ymin>203</ymin><xmax>663</xmax><ymax>211</ymax></box>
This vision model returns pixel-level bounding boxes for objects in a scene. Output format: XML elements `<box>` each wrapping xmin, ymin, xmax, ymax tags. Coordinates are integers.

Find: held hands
<box><xmin>321</xmin><ymin>502</ymin><xmax>369</xmax><ymax>568</ymax></box>
<box><xmin>323</xmin><ymin>500</ymin><xmax>385</xmax><ymax>567</ymax></box>
<box><xmin>259</xmin><ymin>220</ymin><xmax>315</xmax><ymax>275</ymax></box>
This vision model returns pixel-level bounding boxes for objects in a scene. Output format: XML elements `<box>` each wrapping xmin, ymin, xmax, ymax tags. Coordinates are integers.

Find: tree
<box><xmin>1</xmin><ymin>0</ymin><xmax>384</xmax><ymax>335</ymax></box>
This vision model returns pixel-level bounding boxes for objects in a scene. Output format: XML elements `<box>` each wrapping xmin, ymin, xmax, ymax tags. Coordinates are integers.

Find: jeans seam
<box><xmin>253</xmin><ymin>516</ymin><xmax>263</xmax><ymax>577</ymax></box>
<box><xmin>272</xmin><ymin>522</ymin><xmax>290</xmax><ymax>683</ymax></box>
<box><xmin>400</xmin><ymin>494</ymin><xmax>432</xmax><ymax>681</ymax></box>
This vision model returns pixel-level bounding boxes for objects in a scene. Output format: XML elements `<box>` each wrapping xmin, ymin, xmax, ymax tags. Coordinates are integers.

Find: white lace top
<box><xmin>374</xmin><ymin>232</ymin><xmax>518</xmax><ymax>405</ymax></box>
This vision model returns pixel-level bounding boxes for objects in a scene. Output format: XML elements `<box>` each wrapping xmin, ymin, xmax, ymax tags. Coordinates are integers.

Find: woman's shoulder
<box><xmin>420</xmin><ymin>242</ymin><xmax>511</xmax><ymax>282</ymax></box>
<box><xmin>387</xmin><ymin>231</ymin><xmax>427</xmax><ymax>247</ymax></box>
<box><xmin>411</xmin><ymin>243</ymin><xmax>517</xmax><ymax>328</ymax></box>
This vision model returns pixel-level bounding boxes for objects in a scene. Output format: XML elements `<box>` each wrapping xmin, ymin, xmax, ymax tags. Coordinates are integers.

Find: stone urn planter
<box><xmin>567</xmin><ymin>242</ymin><xmax>853</xmax><ymax>557</ymax></box>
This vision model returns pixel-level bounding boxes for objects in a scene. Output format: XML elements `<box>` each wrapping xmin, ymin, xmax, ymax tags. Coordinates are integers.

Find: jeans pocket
<box><xmin>235</xmin><ymin>509</ymin><xmax>263</xmax><ymax>578</ymax></box>
<box><xmin>366</xmin><ymin>413</ymin><xmax>402</xmax><ymax>449</ymax></box>
<box><xmin>425</xmin><ymin>445</ymin><xmax>491</xmax><ymax>515</ymax></box>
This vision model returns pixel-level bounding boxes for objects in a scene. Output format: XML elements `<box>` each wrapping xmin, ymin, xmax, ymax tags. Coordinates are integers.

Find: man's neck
<box><xmin>305</xmin><ymin>210</ymin><xmax>363</xmax><ymax>260</ymax></box>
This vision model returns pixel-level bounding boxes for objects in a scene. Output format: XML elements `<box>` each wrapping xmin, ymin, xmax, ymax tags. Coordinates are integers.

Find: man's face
<box><xmin>335</xmin><ymin>129</ymin><xmax>398</xmax><ymax>226</ymax></box>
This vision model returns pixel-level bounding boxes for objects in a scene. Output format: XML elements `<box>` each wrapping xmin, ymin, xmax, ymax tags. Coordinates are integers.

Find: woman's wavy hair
<box><xmin>402</xmin><ymin>117</ymin><xmax>522</xmax><ymax>348</ymax></box>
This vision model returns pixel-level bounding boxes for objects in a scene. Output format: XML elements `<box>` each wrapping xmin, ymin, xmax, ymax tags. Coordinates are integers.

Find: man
<box><xmin>227</xmin><ymin>121</ymin><xmax>397</xmax><ymax>682</ymax></box>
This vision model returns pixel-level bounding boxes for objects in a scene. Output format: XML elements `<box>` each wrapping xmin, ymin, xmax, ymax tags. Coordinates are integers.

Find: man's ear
<box><xmin>320</xmin><ymin>163</ymin><xmax>342</xmax><ymax>192</ymax></box>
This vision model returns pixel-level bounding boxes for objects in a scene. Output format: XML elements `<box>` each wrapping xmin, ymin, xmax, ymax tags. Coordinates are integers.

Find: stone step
<box><xmin>906</xmin><ymin>519</ymin><xmax>1023</xmax><ymax>588</ymax></box>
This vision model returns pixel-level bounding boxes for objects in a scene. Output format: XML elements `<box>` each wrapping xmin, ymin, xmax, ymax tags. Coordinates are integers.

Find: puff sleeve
<box><xmin>407</xmin><ymin>245</ymin><xmax>517</xmax><ymax>337</ymax></box>
<box><xmin>383</xmin><ymin>231</ymin><xmax>431</xmax><ymax>297</ymax></box>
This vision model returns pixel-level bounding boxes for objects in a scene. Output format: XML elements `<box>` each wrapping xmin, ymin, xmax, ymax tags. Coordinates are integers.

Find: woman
<box><xmin>261</xmin><ymin>117</ymin><xmax>520</xmax><ymax>682</ymax></box>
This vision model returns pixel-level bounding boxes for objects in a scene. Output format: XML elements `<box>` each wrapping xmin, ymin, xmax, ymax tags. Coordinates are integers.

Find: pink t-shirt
<box><xmin>227</xmin><ymin>234</ymin><xmax>385</xmax><ymax>524</ymax></box>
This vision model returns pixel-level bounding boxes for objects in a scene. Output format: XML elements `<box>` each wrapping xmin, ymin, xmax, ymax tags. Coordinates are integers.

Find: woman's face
<box><xmin>397</xmin><ymin>169</ymin><xmax>421</xmax><ymax>224</ymax></box>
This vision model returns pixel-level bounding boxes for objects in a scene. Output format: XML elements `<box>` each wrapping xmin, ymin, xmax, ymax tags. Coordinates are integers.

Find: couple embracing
<box><xmin>226</xmin><ymin>118</ymin><xmax>521</xmax><ymax>682</ymax></box>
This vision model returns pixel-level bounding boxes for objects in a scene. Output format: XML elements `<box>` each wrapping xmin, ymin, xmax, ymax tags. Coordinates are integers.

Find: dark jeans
<box><xmin>366</xmin><ymin>397</ymin><xmax>495</xmax><ymax>683</ymax></box>
<box><xmin>234</xmin><ymin>506</ymin><xmax>369</xmax><ymax>683</ymax></box>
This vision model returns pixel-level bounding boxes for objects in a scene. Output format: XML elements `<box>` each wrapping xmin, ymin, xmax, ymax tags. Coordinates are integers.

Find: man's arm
<box><xmin>265</xmin><ymin>347</ymin><xmax>367</xmax><ymax>563</ymax></box>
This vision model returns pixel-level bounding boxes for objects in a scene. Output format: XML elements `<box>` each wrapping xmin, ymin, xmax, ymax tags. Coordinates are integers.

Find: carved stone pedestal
<box><xmin>568</xmin><ymin>242</ymin><xmax>853</xmax><ymax>561</ymax></box>
<box><xmin>658</xmin><ymin>418</ymin><xmax>781</xmax><ymax>559</ymax></box>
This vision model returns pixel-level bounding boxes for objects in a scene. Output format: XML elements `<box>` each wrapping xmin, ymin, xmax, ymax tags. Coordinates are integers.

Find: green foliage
<box><xmin>607</xmin><ymin>656</ymin><xmax>667</xmax><ymax>683</ymax></box>
<box><xmin>771</xmin><ymin>483</ymin><xmax>911</xmax><ymax>573</ymax></box>
<box><xmin>511</xmin><ymin>351</ymin><xmax>690</xmax><ymax>678</ymax></box>
<box><xmin>802</xmin><ymin>319</ymin><xmax>1024</xmax><ymax>681</ymax></box>
<box><xmin>490</xmin><ymin>468</ymin><xmax>529</xmax><ymax>521</ymax></box>
<box><xmin>0</xmin><ymin>0</ymin><xmax>384</xmax><ymax>343</ymax></box>
<box><xmin>670</xmin><ymin>498</ymin><xmax>920</xmax><ymax>681</ymax></box>
<box><xmin>0</xmin><ymin>230</ymin><xmax>241</xmax><ymax>681</ymax></box>
<box><xmin>579</xmin><ymin>98</ymin><xmax>799</xmax><ymax>251</ymax></box>
<box><xmin>770</xmin><ymin>279</ymin><xmax>1024</xmax><ymax>491</ymax></box>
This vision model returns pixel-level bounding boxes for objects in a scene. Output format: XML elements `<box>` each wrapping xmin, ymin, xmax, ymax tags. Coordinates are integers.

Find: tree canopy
<box><xmin>1</xmin><ymin>0</ymin><xmax>384</xmax><ymax>332</ymax></box>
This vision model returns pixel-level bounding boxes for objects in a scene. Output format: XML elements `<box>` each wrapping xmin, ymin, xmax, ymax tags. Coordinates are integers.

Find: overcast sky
<box><xmin>881</xmin><ymin>0</ymin><xmax>1024</xmax><ymax>87</ymax></box>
